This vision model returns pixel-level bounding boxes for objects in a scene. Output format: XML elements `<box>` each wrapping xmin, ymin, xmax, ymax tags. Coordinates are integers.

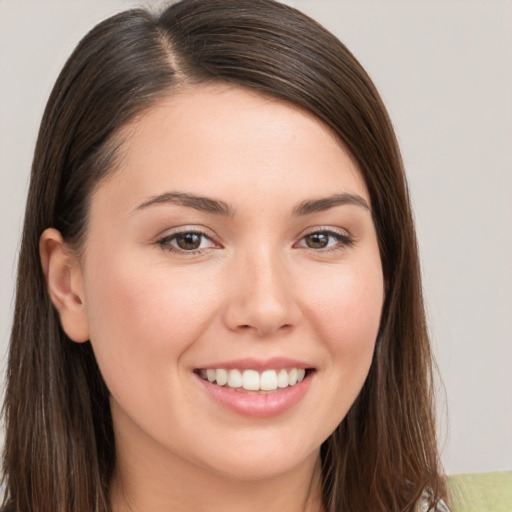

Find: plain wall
<box><xmin>1</xmin><ymin>0</ymin><xmax>511</xmax><ymax>475</ymax></box>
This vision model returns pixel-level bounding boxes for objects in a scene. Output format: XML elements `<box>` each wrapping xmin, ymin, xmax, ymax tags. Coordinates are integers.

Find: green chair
<box><xmin>448</xmin><ymin>472</ymin><xmax>512</xmax><ymax>512</ymax></box>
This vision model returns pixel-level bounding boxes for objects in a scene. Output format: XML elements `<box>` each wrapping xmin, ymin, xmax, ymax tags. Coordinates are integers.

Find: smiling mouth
<box><xmin>195</xmin><ymin>368</ymin><xmax>314</xmax><ymax>393</ymax></box>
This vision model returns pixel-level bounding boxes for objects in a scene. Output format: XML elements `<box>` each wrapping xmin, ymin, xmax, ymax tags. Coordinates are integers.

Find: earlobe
<box><xmin>40</xmin><ymin>228</ymin><xmax>89</xmax><ymax>343</ymax></box>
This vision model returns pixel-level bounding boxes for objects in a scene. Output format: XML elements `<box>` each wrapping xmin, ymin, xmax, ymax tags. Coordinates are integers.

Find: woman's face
<box><xmin>74</xmin><ymin>85</ymin><xmax>384</xmax><ymax>480</ymax></box>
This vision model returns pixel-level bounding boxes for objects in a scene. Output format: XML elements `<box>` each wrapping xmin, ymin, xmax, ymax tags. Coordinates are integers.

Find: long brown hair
<box><xmin>2</xmin><ymin>1</ymin><xmax>447</xmax><ymax>510</ymax></box>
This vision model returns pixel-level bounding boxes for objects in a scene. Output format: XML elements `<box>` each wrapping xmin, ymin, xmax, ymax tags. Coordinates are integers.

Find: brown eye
<box><xmin>304</xmin><ymin>232</ymin><xmax>329</xmax><ymax>249</ymax></box>
<box><xmin>297</xmin><ymin>230</ymin><xmax>354</xmax><ymax>251</ymax></box>
<box><xmin>158</xmin><ymin>230</ymin><xmax>216</xmax><ymax>253</ymax></box>
<box><xmin>175</xmin><ymin>232</ymin><xmax>202</xmax><ymax>250</ymax></box>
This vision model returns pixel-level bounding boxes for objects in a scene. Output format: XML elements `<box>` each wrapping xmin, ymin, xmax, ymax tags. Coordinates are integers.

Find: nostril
<box><xmin>236</xmin><ymin>323</ymin><xmax>293</xmax><ymax>334</ymax></box>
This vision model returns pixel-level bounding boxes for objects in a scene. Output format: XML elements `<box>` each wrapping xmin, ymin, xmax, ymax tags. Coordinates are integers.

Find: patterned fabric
<box><xmin>418</xmin><ymin>495</ymin><xmax>451</xmax><ymax>512</ymax></box>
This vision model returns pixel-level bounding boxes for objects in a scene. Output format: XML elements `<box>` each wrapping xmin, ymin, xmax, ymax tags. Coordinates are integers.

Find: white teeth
<box><xmin>277</xmin><ymin>369</ymin><xmax>289</xmax><ymax>388</ymax></box>
<box><xmin>199</xmin><ymin>367</ymin><xmax>309</xmax><ymax>391</ymax></box>
<box><xmin>216</xmin><ymin>369</ymin><xmax>228</xmax><ymax>386</ymax></box>
<box><xmin>260</xmin><ymin>370</ymin><xmax>278</xmax><ymax>391</ymax></box>
<box><xmin>228</xmin><ymin>369</ymin><xmax>243</xmax><ymax>388</ymax></box>
<box><xmin>288</xmin><ymin>368</ymin><xmax>298</xmax><ymax>386</ymax></box>
<box><xmin>242</xmin><ymin>369</ymin><xmax>260</xmax><ymax>391</ymax></box>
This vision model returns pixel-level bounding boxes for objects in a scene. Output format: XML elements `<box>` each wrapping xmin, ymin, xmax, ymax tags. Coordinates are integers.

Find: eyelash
<box><xmin>157</xmin><ymin>229</ymin><xmax>216</xmax><ymax>255</ymax></box>
<box><xmin>156</xmin><ymin>228</ymin><xmax>355</xmax><ymax>255</ymax></box>
<box><xmin>295</xmin><ymin>228</ymin><xmax>355</xmax><ymax>252</ymax></box>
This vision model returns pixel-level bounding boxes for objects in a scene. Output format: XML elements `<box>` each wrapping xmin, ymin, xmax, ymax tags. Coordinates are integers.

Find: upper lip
<box><xmin>196</xmin><ymin>357</ymin><xmax>313</xmax><ymax>372</ymax></box>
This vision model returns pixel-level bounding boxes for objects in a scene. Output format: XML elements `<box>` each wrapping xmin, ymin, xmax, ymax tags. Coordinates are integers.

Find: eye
<box><xmin>296</xmin><ymin>229</ymin><xmax>354</xmax><ymax>251</ymax></box>
<box><xmin>157</xmin><ymin>230</ymin><xmax>217</xmax><ymax>253</ymax></box>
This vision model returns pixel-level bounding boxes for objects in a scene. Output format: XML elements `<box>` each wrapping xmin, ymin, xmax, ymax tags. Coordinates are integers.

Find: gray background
<box><xmin>1</xmin><ymin>0</ymin><xmax>511</xmax><ymax>475</ymax></box>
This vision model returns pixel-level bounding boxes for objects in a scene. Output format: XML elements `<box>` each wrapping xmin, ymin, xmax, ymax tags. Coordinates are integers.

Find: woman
<box><xmin>2</xmin><ymin>0</ymin><xmax>449</xmax><ymax>511</ymax></box>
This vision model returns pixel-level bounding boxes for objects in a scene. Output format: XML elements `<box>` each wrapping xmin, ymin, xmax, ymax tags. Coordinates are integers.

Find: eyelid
<box><xmin>153</xmin><ymin>224</ymin><xmax>355</xmax><ymax>255</ymax></box>
<box><xmin>155</xmin><ymin>225</ymin><xmax>221</xmax><ymax>254</ymax></box>
<box><xmin>299</xmin><ymin>225</ymin><xmax>351</xmax><ymax>237</ymax></box>
<box><xmin>294</xmin><ymin>226</ymin><xmax>355</xmax><ymax>250</ymax></box>
<box><xmin>296</xmin><ymin>225</ymin><xmax>353</xmax><ymax>240</ymax></box>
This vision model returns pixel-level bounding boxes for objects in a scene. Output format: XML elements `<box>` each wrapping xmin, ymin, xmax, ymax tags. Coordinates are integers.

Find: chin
<box><xmin>192</xmin><ymin>433</ymin><xmax>321</xmax><ymax>482</ymax></box>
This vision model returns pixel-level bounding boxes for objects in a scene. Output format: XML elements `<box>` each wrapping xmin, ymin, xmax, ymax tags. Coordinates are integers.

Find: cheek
<box><xmin>81</xmin><ymin>253</ymin><xmax>219</xmax><ymax>393</ymax></box>
<box><xmin>306</xmin><ymin>263</ymin><xmax>384</xmax><ymax>368</ymax></box>
<box><xmin>293</xmin><ymin>261</ymin><xmax>383</xmax><ymax>443</ymax></box>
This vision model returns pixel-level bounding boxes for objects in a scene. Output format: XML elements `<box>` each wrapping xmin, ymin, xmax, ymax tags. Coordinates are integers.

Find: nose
<box><xmin>222</xmin><ymin>251</ymin><xmax>302</xmax><ymax>337</ymax></box>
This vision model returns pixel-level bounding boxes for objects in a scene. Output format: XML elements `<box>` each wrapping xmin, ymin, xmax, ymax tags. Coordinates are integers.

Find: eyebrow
<box><xmin>134</xmin><ymin>191</ymin><xmax>370</xmax><ymax>217</ymax></box>
<box><xmin>292</xmin><ymin>193</ymin><xmax>370</xmax><ymax>216</ymax></box>
<box><xmin>135</xmin><ymin>191</ymin><xmax>236</xmax><ymax>217</ymax></box>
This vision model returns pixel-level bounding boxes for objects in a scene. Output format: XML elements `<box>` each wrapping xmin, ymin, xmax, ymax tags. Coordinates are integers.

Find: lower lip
<box><xmin>195</xmin><ymin>372</ymin><xmax>313</xmax><ymax>418</ymax></box>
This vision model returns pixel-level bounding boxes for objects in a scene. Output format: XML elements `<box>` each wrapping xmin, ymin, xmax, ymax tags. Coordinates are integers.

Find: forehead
<box><xmin>93</xmin><ymin>85</ymin><xmax>369</xmax><ymax>214</ymax></box>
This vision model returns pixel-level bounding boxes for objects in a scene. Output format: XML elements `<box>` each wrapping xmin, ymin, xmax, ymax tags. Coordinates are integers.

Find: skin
<box><xmin>41</xmin><ymin>85</ymin><xmax>384</xmax><ymax>512</ymax></box>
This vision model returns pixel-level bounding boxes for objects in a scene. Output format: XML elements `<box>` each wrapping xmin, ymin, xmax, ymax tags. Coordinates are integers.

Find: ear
<box><xmin>40</xmin><ymin>228</ymin><xmax>89</xmax><ymax>343</ymax></box>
